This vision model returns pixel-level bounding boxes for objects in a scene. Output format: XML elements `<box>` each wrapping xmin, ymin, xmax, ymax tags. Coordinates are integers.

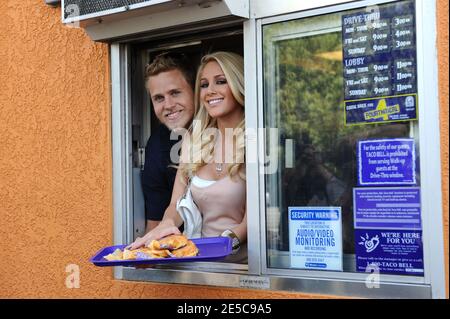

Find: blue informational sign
<box><xmin>288</xmin><ymin>207</ymin><xmax>342</xmax><ymax>271</ymax></box>
<box><xmin>355</xmin><ymin>229</ymin><xmax>424</xmax><ymax>275</ymax></box>
<box><xmin>342</xmin><ymin>0</ymin><xmax>418</xmax><ymax>125</ymax></box>
<box><xmin>357</xmin><ymin>138</ymin><xmax>416</xmax><ymax>186</ymax></box>
<box><xmin>353</xmin><ymin>187</ymin><xmax>421</xmax><ymax>230</ymax></box>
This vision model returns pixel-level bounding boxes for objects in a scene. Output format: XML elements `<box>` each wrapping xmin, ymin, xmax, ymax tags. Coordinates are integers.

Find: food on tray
<box><xmin>168</xmin><ymin>240</ymin><xmax>199</xmax><ymax>258</ymax></box>
<box><xmin>104</xmin><ymin>248</ymin><xmax>123</xmax><ymax>261</ymax></box>
<box><xmin>149</xmin><ymin>234</ymin><xmax>189</xmax><ymax>250</ymax></box>
<box><xmin>145</xmin><ymin>248</ymin><xmax>171</xmax><ymax>258</ymax></box>
<box><xmin>103</xmin><ymin>234</ymin><xmax>198</xmax><ymax>261</ymax></box>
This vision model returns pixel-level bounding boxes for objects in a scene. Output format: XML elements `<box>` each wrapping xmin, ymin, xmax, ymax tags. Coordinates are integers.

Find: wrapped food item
<box><xmin>103</xmin><ymin>234</ymin><xmax>198</xmax><ymax>261</ymax></box>
<box><xmin>149</xmin><ymin>234</ymin><xmax>189</xmax><ymax>250</ymax></box>
<box><xmin>168</xmin><ymin>240</ymin><xmax>199</xmax><ymax>258</ymax></box>
<box><xmin>104</xmin><ymin>248</ymin><xmax>123</xmax><ymax>261</ymax></box>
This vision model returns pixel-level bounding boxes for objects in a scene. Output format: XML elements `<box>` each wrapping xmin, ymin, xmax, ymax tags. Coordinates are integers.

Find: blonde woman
<box><xmin>128</xmin><ymin>52</ymin><xmax>246</xmax><ymax>253</ymax></box>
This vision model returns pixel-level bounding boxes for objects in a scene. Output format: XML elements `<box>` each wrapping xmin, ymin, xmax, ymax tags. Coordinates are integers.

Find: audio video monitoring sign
<box><xmin>342</xmin><ymin>0</ymin><xmax>418</xmax><ymax>125</ymax></box>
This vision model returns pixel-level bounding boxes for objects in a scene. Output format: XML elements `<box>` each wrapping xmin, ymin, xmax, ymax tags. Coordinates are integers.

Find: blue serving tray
<box><xmin>90</xmin><ymin>236</ymin><xmax>232</xmax><ymax>267</ymax></box>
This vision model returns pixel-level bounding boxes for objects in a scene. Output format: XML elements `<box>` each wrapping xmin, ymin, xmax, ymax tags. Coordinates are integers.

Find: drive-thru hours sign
<box><xmin>289</xmin><ymin>207</ymin><xmax>343</xmax><ymax>271</ymax></box>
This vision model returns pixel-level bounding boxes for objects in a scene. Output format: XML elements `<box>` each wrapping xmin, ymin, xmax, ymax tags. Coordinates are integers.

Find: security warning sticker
<box><xmin>289</xmin><ymin>207</ymin><xmax>343</xmax><ymax>271</ymax></box>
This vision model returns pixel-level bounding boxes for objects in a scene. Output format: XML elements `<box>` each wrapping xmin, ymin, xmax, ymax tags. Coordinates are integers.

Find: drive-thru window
<box><xmin>62</xmin><ymin>0</ymin><xmax>446</xmax><ymax>298</ymax></box>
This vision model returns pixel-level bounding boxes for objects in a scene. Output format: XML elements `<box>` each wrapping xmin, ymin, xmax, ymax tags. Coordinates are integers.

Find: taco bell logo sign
<box><xmin>355</xmin><ymin>230</ymin><xmax>424</xmax><ymax>275</ymax></box>
<box><xmin>359</xmin><ymin>233</ymin><xmax>380</xmax><ymax>253</ymax></box>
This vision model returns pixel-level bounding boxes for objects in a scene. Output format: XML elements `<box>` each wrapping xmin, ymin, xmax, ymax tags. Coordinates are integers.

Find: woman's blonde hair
<box><xmin>181</xmin><ymin>51</ymin><xmax>245</xmax><ymax>181</ymax></box>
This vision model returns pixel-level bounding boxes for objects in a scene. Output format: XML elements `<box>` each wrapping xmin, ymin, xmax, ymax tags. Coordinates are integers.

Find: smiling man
<box><xmin>142</xmin><ymin>52</ymin><xmax>196</xmax><ymax>232</ymax></box>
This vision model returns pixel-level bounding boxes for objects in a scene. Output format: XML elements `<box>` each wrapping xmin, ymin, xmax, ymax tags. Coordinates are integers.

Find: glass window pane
<box><xmin>263</xmin><ymin>1</ymin><xmax>422</xmax><ymax>276</ymax></box>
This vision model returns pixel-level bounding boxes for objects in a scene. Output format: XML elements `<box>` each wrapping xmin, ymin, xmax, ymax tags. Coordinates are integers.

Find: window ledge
<box><xmin>118</xmin><ymin>266</ymin><xmax>431</xmax><ymax>298</ymax></box>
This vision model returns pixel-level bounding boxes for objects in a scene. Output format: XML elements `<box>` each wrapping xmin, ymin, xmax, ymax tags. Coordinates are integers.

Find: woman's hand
<box><xmin>126</xmin><ymin>221</ymin><xmax>181</xmax><ymax>250</ymax></box>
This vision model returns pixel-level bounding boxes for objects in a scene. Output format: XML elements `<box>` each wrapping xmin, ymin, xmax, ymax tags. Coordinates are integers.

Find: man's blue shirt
<box><xmin>141</xmin><ymin>124</ymin><xmax>180</xmax><ymax>221</ymax></box>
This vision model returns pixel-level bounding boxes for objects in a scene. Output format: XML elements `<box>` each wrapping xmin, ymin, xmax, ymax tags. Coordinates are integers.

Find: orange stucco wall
<box><xmin>436</xmin><ymin>0</ymin><xmax>449</xmax><ymax>299</ymax></box>
<box><xmin>0</xmin><ymin>0</ymin><xmax>447</xmax><ymax>299</ymax></box>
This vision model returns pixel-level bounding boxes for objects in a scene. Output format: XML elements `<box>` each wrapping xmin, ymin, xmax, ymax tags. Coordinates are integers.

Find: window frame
<box><xmin>110</xmin><ymin>0</ymin><xmax>445</xmax><ymax>298</ymax></box>
<box><xmin>111</xmin><ymin>21</ymin><xmax>255</xmax><ymax>281</ymax></box>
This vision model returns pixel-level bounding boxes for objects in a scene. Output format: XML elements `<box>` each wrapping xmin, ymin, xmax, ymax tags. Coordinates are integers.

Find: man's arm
<box><xmin>127</xmin><ymin>135</ymin><xmax>190</xmax><ymax>250</ymax></box>
<box><xmin>157</xmin><ymin>168</ymin><xmax>187</xmax><ymax>229</ymax></box>
<box><xmin>141</xmin><ymin>129</ymin><xmax>173</xmax><ymax>223</ymax></box>
<box><xmin>127</xmin><ymin>168</ymin><xmax>187</xmax><ymax>250</ymax></box>
<box><xmin>145</xmin><ymin>220</ymin><xmax>160</xmax><ymax>232</ymax></box>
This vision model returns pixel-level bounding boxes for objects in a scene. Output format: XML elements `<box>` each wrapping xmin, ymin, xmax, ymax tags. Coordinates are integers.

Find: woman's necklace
<box><xmin>215</xmin><ymin>163</ymin><xmax>223</xmax><ymax>174</ymax></box>
<box><xmin>215</xmin><ymin>132</ymin><xmax>224</xmax><ymax>175</ymax></box>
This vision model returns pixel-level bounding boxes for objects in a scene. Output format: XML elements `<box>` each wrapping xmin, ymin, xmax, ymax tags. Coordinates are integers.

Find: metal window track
<box><xmin>45</xmin><ymin>0</ymin><xmax>61</xmax><ymax>7</ymax></box>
